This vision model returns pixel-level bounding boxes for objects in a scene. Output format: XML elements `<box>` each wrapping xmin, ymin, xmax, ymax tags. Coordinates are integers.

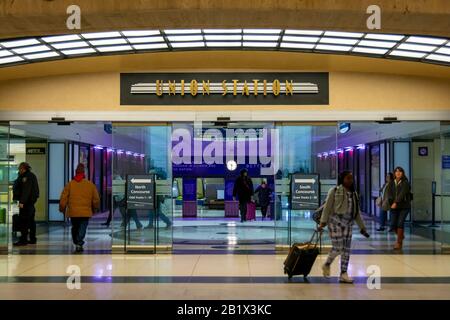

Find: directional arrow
<box><xmin>294</xmin><ymin>179</ymin><xmax>316</xmax><ymax>184</ymax></box>
<box><xmin>131</xmin><ymin>178</ymin><xmax>152</xmax><ymax>183</ymax></box>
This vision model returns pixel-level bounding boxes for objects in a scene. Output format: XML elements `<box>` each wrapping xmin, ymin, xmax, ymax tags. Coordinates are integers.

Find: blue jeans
<box><xmin>390</xmin><ymin>208</ymin><xmax>409</xmax><ymax>230</ymax></box>
<box><xmin>71</xmin><ymin>217</ymin><xmax>89</xmax><ymax>246</ymax></box>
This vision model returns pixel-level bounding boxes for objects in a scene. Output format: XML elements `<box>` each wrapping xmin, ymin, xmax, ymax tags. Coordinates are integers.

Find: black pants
<box><xmin>260</xmin><ymin>205</ymin><xmax>269</xmax><ymax>218</ymax></box>
<box><xmin>239</xmin><ymin>201</ymin><xmax>248</xmax><ymax>222</ymax></box>
<box><xmin>71</xmin><ymin>217</ymin><xmax>90</xmax><ymax>246</ymax></box>
<box><xmin>19</xmin><ymin>205</ymin><xmax>36</xmax><ymax>243</ymax></box>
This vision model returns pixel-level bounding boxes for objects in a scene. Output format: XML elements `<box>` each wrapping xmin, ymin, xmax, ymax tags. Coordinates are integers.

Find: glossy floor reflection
<box><xmin>7</xmin><ymin>210</ymin><xmax>447</xmax><ymax>254</ymax></box>
<box><xmin>1</xmin><ymin>253</ymin><xmax>450</xmax><ymax>299</ymax></box>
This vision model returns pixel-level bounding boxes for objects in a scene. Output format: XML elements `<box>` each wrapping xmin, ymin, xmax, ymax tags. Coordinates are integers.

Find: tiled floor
<box><xmin>1</xmin><ymin>253</ymin><xmax>450</xmax><ymax>299</ymax></box>
<box><xmin>2</xmin><ymin>211</ymin><xmax>449</xmax><ymax>299</ymax></box>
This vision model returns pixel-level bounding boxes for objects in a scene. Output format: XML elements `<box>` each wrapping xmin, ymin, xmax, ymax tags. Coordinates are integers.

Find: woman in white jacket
<box><xmin>318</xmin><ymin>171</ymin><xmax>370</xmax><ymax>283</ymax></box>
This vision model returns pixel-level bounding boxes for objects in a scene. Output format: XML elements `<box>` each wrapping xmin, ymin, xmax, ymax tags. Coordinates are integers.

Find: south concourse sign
<box><xmin>291</xmin><ymin>173</ymin><xmax>320</xmax><ymax>210</ymax></box>
<box><xmin>126</xmin><ymin>174</ymin><xmax>155</xmax><ymax>210</ymax></box>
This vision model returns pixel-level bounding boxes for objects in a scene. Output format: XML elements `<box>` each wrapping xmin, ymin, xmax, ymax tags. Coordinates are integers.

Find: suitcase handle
<box><xmin>309</xmin><ymin>230</ymin><xmax>322</xmax><ymax>248</ymax></box>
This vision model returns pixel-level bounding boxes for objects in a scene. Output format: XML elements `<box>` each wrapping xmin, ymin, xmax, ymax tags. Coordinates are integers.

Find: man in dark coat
<box><xmin>233</xmin><ymin>169</ymin><xmax>254</xmax><ymax>222</ymax></box>
<box><xmin>13</xmin><ymin>162</ymin><xmax>39</xmax><ymax>246</ymax></box>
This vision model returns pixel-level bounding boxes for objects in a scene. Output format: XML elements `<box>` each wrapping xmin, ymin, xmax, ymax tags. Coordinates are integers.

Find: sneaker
<box><xmin>322</xmin><ymin>263</ymin><xmax>331</xmax><ymax>278</ymax></box>
<box><xmin>75</xmin><ymin>245</ymin><xmax>84</xmax><ymax>253</ymax></box>
<box><xmin>376</xmin><ymin>227</ymin><xmax>385</xmax><ymax>232</ymax></box>
<box><xmin>339</xmin><ymin>272</ymin><xmax>354</xmax><ymax>284</ymax></box>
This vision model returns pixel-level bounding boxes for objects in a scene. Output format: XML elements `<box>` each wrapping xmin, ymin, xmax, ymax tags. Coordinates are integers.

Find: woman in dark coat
<box><xmin>389</xmin><ymin>166</ymin><xmax>412</xmax><ymax>250</ymax></box>
<box><xmin>254</xmin><ymin>180</ymin><xmax>273</xmax><ymax>220</ymax></box>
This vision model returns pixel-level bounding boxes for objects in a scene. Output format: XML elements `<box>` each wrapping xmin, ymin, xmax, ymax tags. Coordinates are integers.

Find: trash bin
<box><xmin>0</xmin><ymin>207</ymin><xmax>6</xmax><ymax>224</ymax></box>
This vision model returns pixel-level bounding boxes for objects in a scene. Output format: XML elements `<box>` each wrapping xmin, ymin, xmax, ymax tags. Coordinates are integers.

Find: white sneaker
<box><xmin>322</xmin><ymin>264</ymin><xmax>331</xmax><ymax>278</ymax></box>
<box><xmin>339</xmin><ymin>272</ymin><xmax>354</xmax><ymax>284</ymax></box>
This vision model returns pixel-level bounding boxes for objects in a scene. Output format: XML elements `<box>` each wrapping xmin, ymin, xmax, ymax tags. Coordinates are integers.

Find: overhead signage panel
<box><xmin>120</xmin><ymin>72</ymin><xmax>329</xmax><ymax>105</ymax></box>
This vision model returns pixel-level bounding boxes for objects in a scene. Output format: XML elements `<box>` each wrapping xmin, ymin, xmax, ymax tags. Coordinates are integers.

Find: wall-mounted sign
<box><xmin>121</xmin><ymin>73</ymin><xmax>329</xmax><ymax>105</ymax></box>
<box><xmin>443</xmin><ymin>155</ymin><xmax>450</xmax><ymax>169</ymax></box>
<box><xmin>291</xmin><ymin>173</ymin><xmax>320</xmax><ymax>210</ymax></box>
<box><xmin>339</xmin><ymin>122</ymin><xmax>351</xmax><ymax>134</ymax></box>
<box><xmin>418</xmin><ymin>146</ymin><xmax>428</xmax><ymax>157</ymax></box>
<box><xmin>26</xmin><ymin>147</ymin><xmax>46</xmax><ymax>155</ymax></box>
<box><xmin>126</xmin><ymin>174</ymin><xmax>155</xmax><ymax>210</ymax></box>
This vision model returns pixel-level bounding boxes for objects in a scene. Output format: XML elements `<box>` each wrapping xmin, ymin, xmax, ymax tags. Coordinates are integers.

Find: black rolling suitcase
<box><xmin>283</xmin><ymin>230</ymin><xmax>321</xmax><ymax>279</ymax></box>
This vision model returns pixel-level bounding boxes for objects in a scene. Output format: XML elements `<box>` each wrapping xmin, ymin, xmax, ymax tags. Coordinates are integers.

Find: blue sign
<box><xmin>443</xmin><ymin>155</ymin><xmax>450</xmax><ymax>169</ymax></box>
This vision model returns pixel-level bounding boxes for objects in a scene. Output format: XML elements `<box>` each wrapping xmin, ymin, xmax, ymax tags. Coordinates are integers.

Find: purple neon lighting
<box><xmin>126</xmin><ymin>151</ymin><xmax>133</xmax><ymax>155</ymax></box>
<box><xmin>94</xmin><ymin>145</ymin><xmax>104</xmax><ymax>150</ymax></box>
<box><xmin>116</xmin><ymin>149</ymin><xmax>124</xmax><ymax>154</ymax></box>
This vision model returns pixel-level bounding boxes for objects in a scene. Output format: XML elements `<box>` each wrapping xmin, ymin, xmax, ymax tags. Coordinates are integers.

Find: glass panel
<box><xmin>0</xmin><ymin>123</ymin><xmax>9</xmax><ymax>253</ymax></box>
<box><xmin>111</xmin><ymin>124</ymin><xmax>172</xmax><ymax>253</ymax></box>
<box><xmin>275</xmin><ymin>123</ymin><xmax>337</xmax><ymax>250</ymax></box>
<box><xmin>441</xmin><ymin>122</ymin><xmax>450</xmax><ymax>252</ymax></box>
<box><xmin>48</xmin><ymin>143</ymin><xmax>65</xmax><ymax>222</ymax></box>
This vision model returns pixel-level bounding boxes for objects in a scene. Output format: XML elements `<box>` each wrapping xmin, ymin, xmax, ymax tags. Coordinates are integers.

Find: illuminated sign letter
<box><xmin>156</xmin><ymin>80</ymin><xmax>163</xmax><ymax>96</ymax></box>
<box><xmin>202</xmin><ymin>80</ymin><xmax>210</xmax><ymax>95</ymax></box>
<box><xmin>168</xmin><ymin>81</ymin><xmax>176</xmax><ymax>95</ymax></box>
<box><xmin>190</xmin><ymin>80</ymin><xmax>198</xmax><ymax>96</ymax></box>
<box><xmin>232</xmin><ymin>80</ymin><xmax>239</xmax><ymax>96</ymax></box>
<box><xmin>241</xmin><ymin>80</ymin><xmax>250</xmax><ymax>96</ymax></box>
<box><xmin>272</xmin><ymin>79</ymin><xmax>280</xmax><ymax>96</ymax></box>
<box><xmin>253</xmin><ymin>80</ymin><xmax>259</xmax><ymax>96</ymax></box>
<box><xmin>285</xmin><ymin>80</ymin><xmax>294</xmax><ymax>95</ymax></box>
<box><xmin>222</xmin><ymin>80</ymin><xmax>228</xmax><ymax>95</ymax></box>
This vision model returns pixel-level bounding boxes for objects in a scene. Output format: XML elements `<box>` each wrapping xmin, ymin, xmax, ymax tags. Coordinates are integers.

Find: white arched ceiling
<box><xmin>0</xmin><ymin>29</ymin><xmax>449</xmax><ymax>68</ymax></box>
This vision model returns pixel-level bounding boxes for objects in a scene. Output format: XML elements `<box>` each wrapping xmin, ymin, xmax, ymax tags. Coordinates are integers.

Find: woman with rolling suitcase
<box><xmin>318</xmin><ymin>171</ymin><xmax>370</xmax><ymax>284</ymax></box>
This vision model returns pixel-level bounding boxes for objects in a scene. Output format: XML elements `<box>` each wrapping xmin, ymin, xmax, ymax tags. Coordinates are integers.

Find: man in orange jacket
<box><xmin>59</xmin><ymin>163</ymin><xmax>100</xmax><ymax>253</ymax></box>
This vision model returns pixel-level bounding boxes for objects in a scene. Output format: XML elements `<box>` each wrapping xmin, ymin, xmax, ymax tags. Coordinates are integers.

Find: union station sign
<box><xmin>120</xmin><ymin>73</ymin><xmax>329</xmax><ymax>105</ymax></box>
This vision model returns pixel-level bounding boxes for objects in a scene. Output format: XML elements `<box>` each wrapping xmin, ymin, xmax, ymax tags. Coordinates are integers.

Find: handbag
<box><xmin>312</xmin><ymin>204</ymin><xmax>325</xmax><ymax>224</ymax></box>
<box><xmin>376</xmin><ymin>196</ymin><xmax>382</xmax><ymax>207</ymax></box>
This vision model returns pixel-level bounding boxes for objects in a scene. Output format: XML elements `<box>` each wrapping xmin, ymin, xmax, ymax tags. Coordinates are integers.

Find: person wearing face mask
<box><xmin>318</xmin><ymin>171</ymin><xmax>369</xmax><ymax>284</ymax></box>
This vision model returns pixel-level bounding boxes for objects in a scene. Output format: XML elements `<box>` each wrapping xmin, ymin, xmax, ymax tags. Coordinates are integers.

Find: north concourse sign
<box><xmin>126</xmin><ymin>174</ymin><xmax>155</xmax><ymax>210</ymax></box>
<box><xmin>290</xmin><ymin>173</ymin><xmax>320</xmax><ymax>210</ymax></box>
<box><xmin>120</xmin><ymin>73</ymin><xmax>329</xmax><ymax>105</ymax></box>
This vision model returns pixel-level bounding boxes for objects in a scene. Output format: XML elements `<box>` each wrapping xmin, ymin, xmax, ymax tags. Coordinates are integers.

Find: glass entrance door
<box><xmin>441</xmin><ymin>121</ymin><xmax>450</xmax><ymax>252</ymax></box>
<box><xmin>274</xmin><ymin>122</ymin><xmax>337</xmax><ymax>250</ymax></box>
<box><xmin>111</xmin><ymin>123</ymin><xmax>172</xmax><ymax>253</ymax></box>
<box><xmin>0</xmin><ymin>123</ymin><xmax>10</xmax><ymax>253</ymax></box>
